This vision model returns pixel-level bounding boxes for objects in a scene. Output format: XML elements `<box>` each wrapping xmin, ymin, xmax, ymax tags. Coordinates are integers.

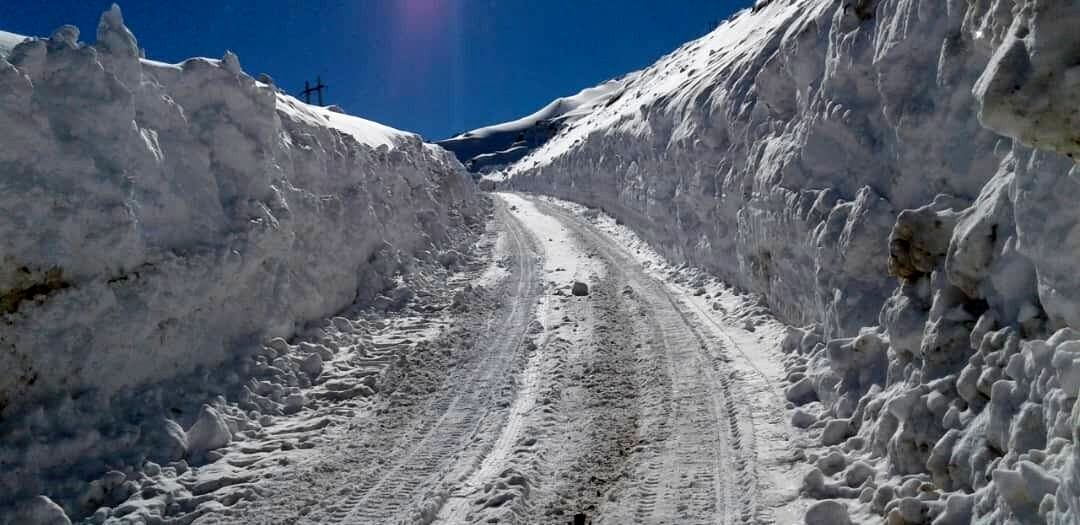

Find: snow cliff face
<box><xmin>0</xmin><ymin>7</ymin><xmax>479</xmax><ymax>421</ymax></box>
<box><xmin>508</xmin><ymin>0</ymin><xmax>1080</xmax><ymax>522</ymax></box>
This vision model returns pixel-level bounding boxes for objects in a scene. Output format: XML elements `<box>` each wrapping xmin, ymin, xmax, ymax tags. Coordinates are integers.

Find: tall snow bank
<box><xmin>508</xmin><ymin>0</ymin><xmax>1080</xmax><ymax>522</ymax></box>
<box><xmin>0</xmin><ymin>6</ymin><xmax>479</xmax><ymax>419</ymax></box>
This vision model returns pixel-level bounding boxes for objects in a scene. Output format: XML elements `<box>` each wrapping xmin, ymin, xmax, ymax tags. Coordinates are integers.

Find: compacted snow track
<box><xmin>423</xmin><ymin>193</ymin><xmax>768</xmax><ymax>524</ymax></box>
<box><xmin>523</xmin><ymin>196</ymin><xmax>761</xmax><ymax>525</ymax></box>
<box><xmin>323</xmin><ymin>201</ymin><xmax>543</xmax><ymax>524</ymax></box>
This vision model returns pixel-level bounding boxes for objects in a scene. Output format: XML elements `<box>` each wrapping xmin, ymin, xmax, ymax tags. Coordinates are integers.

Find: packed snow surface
<box><xmin>507</xmin><ymin>0</ymin><xmax>1080</xmax><ymax>522</ymax></box>
<box><xmin>0</xmin><ymin>5</ymin><xmax>479</xmax><ymax>520</ymax></box>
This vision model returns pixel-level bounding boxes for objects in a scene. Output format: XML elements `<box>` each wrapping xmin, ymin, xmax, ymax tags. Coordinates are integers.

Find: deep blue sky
<box><xmin>2</xmin><ymin>1</ymin><xmax>749</xmax><ymax>139</ymax></box>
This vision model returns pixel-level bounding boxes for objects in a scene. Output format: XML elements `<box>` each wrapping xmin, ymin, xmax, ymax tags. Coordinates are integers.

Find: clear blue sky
<box><xmin>2</xmin><ymin>1</ymin><xmax>749</xmax><ymax>139</ymax></box>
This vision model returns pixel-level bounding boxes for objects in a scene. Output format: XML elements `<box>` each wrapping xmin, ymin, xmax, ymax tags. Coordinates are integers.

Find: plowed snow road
<box><xmin>207</xmin><ymin>193</ymin><xmax>791</xmax><ymax>525</ymax></box>
<box><xmin>481</xmin><ymin>194</ymin><xmax>765</xmax><ymax>525</ymax></box>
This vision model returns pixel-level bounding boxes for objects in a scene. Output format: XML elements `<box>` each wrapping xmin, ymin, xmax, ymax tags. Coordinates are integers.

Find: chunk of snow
<box><xmin>804</xmin><ymin>499</ymin><xmax>850</xmax><ymax>525</ymax></box>
<box><xmin>572</xmin><ymin>281</ymin><xmax>590</xmax><ymax>296</ymax></box>
<box><xmin>185</xmin><ymin>405</ymin><xmax>233</xmax><ymax>456</ymax></box>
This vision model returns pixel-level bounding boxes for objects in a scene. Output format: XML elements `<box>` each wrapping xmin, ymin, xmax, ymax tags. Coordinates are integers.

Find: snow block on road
<box><xmin>572</xmin><ymin>281</ymin><xmax>590</xmax><ymax>296</ymax></box>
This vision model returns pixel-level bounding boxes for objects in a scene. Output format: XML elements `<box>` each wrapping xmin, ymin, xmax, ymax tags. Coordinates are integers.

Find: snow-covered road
<box><xmin>523</xmin><ymin>194</ymin><xmax>750</xmax><ymax>523</ymax></box>
<box><xmin>434</xmin><ymin>193</ymin><xmax>795</xmax><ymax>524</ymax></box>
<box><xmin>152</xmin><ymin>193</ymin><xmax>797</xmax><ymax>525</ymax></box>
<box><xmin>320</xmin><ymin>199</ymin><xmax>542</xmax><ymax>524</ymax></box>
<box><xmin>475</xmin><ymin>194</ymin><xmax>785</xmax><ymax>525</ymax></box>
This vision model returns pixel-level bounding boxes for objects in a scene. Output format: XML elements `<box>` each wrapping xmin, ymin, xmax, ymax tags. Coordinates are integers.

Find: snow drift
<box><xmin>437</xmin><ymin>77</ymin><xmax>633</xmax><ymax>173</ymax></box>
<box><xmin>507</xmin><ymin>0</ymin><xmax>1080</xmax><ymax>522</ymax></box>
<box><xmin>0</xmin><ymin>5</ymin><xmax>479</xmax><ymax>516</ymax></box>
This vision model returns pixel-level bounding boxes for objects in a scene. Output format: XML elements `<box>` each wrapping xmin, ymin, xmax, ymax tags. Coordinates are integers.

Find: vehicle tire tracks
<box><xmin>528</xmin><ymin>196</ymin><xmax>761</xmax><ymax>525</ymax></box>
<box><xmin>316</xmin><ymin>199</ymin><xmax>542</xmax><ymax>525</ymax></box>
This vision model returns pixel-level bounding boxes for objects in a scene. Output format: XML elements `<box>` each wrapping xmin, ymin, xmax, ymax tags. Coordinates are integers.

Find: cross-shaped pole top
<box><xmin>301</xmin><ymin>77</ymin><xmax>328</xmax><ymax>105</ymax></box>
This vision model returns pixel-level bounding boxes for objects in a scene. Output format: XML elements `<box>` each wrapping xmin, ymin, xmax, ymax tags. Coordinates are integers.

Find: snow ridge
<box><xmin>0</xmin><ymin>5</ymin><xmax>479</xmax><ymax>517</ymax></box>
<box><xmin>507</xmin><ymin>0</ymin><xmax>1080</xmax><ymax>522</ymax></box>
<box><xmin>437</xmin><ymin>77</ymin><xmax>633</xmax><ymax>173</ymax></box>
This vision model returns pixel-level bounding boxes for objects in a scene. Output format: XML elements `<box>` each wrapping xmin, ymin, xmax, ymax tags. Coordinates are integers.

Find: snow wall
<box><xmin>509</xmin><ymin>0</ymin><xmax>1080</xmax><ymax>522</ymax></box>
<box><xmin>0</xmin><ymin>3</ymin><xmax>478</xmax><ymax>466</ymax></box>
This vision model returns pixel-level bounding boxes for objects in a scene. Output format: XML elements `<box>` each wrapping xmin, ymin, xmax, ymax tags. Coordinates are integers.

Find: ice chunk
<box><xmin>185</xmin><ymin>405</ymin><xmax>232</xmax><ymax>456</ymax></box>
<box><xmin>820</xmin><ymin>418</ymin><xmax>853</xmax><ymax>446</ymax></box>
<box><xmin>804</xmin><ymin>500</ymin><xmax>850</xmax><ymax>525</ymax></box>
<box><xmin>571</xmin><ymin>281</ymin><xmax>590</xmax><ymax>296</ymax></box>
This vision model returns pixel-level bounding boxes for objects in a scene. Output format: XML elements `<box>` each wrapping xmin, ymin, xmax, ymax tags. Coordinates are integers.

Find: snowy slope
<box><xmin>0</xmin><ymin>6</ymin><xmax>480</xmax><ymax>517</ymax></box>
<box><xmin>507</xmin><ymin>0</ymin><xmax>1080</xmax><ymax>522</ymax></box>
<box><xmin>0</xmin><ymin>31</ymin><xmax>26</xmax><ymax>58</ymax></box>
<box><xmin>437</xmin><ymin>77</ymin><xmax>633</xmax><ymax>172</ymax></box>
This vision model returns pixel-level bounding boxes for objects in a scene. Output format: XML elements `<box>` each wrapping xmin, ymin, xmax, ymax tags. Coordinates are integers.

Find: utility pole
<box><xmin>301</xmin><ymin>76</ymin><xmax>327</xmax><ymax>105</ymax></box>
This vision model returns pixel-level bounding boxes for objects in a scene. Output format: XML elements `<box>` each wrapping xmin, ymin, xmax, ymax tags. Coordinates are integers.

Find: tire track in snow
<box><xmin>528</xmin><ymin>196</ymin><xmax>761</xmax><ymax>525</ymax></box>
<box><xmin>434</xmin><ymin>194</ymin><xmax>644</xmax><ymax>524</ymax></box>
<box><xmin>431</xmin><ymin>316</ymin><xmax>543</xmax><ymax>523</ymax></box>
<box><xmin>321</xmin><ymin>199</ymin><xmax>541</xmax><ymax>525</ymax></box>
<box><xmin>529</xmin><ymin>273</ymin><xmax>640</xmax><ymax>523</ymax></box>
<box><xmin>429</xmin><ymin>203</ymin><xmax>549</xmax><ymax>523</ymax></box>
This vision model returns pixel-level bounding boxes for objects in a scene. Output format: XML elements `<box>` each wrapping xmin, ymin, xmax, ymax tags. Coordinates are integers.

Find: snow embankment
<box><xmin>0</xmin><ymin>4</ymin><xmax>479</xmax><ymax>513</ymax></box>
<box><xmin>437</xmin><ymin>77</ymin><xmax>633</xmax><ymax>173</ymax></box>
<box><xmin>508</xmin><ymin>0</ymin><xmax>1080</xmax><ymax>522</ymax></box>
